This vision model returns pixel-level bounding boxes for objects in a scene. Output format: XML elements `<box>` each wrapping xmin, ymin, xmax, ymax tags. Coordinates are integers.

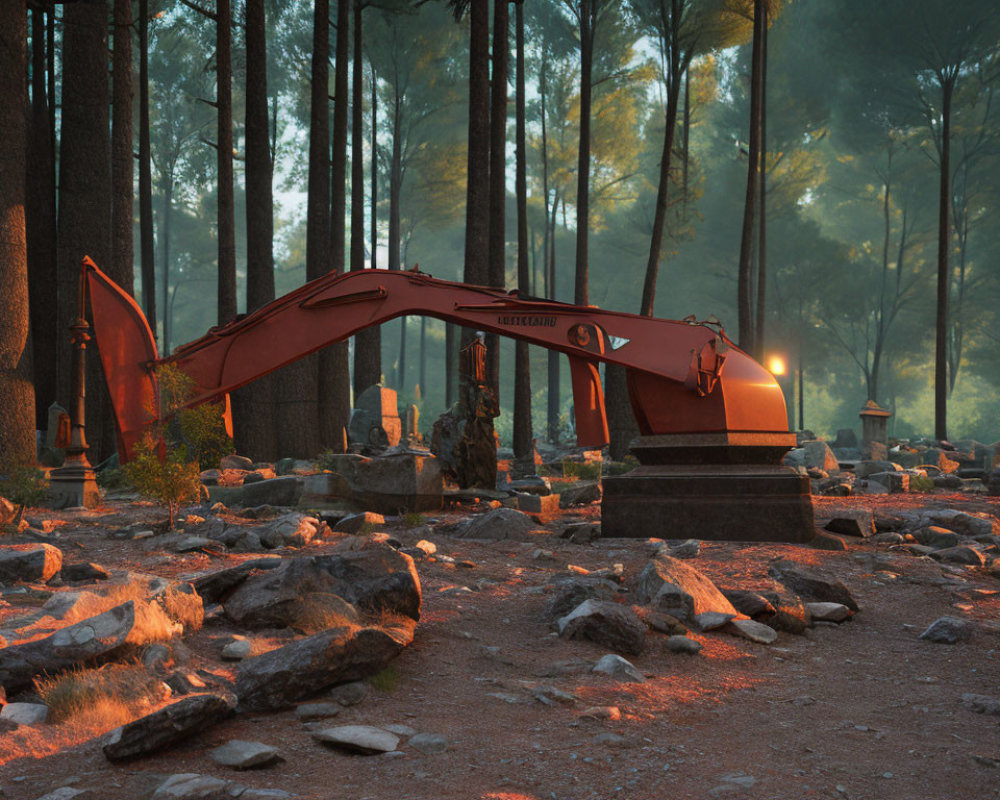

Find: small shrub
<box><xmin>157</xmin><ymin>364</ymin><xmax>233</xmax><ymax>470</ymax></box>
<box><xmin>123</xmin><ymin>435</ymin><xmax>202</xmax><ymax>529</ymax></box>
<box><xmin>402</xmin><ymin>512</ymin><xmax>425</xmax><ymax>528</ymax></box>
<box><xmin>366</xmin><ymin>665</ymin><xmax>399</xmax><ymax>693</ymax></box>
<box><xmin>0</xmin><ymin>465</ymin><xmax>49</xmax><ymax>532</ymax></box>
<box><xmin>35</xmin><ymin>661</ymin><xmax>168</xmax><ymax>728</ymax></box>
<box><xmin>910</xmin><ymin>474</ymin><xmax>935</xmax><ymax>493</ymax></box>
<box><xmin>562</xmin><ymin>460</ymin><xmax>601</xmax><ymax>480</ymax></box>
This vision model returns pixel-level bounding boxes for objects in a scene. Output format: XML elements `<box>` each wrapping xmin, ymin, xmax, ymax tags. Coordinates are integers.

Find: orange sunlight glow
<box><xmin>767</xmin><ymin>355</ymin><xmax>786</xmax><ymax>376</ymax></box>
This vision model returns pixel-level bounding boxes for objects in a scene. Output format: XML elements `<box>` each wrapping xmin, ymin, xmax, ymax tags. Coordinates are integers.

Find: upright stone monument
<box><xmin>859</xmin><ymin>400</ymin><xmax>891</xmax><ymax>460</ymax></box>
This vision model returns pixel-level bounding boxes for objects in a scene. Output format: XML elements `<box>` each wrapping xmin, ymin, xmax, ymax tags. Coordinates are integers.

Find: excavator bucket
<box><xmin>82</xmin><ymin>257</ymin><xmax>160</xmax><ymax>462</ymax></box>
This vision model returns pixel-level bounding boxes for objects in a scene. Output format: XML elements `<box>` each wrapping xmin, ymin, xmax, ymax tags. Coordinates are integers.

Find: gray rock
<box><xmin>557</xmin><ymin>599</ymin><xmax>645</xmax><ymax>656</ymax></box>
<box><xmin>332</xmin><ymin>512</ymin><xmax>385</xmax><ymax>534</ymax></box>
<box><xmin>692</xmin><ymin>611</ymin><xmax>735</xmax><ymax>631</ymax></box>
<box><xmin>560</xmin><ymin>522</ymin><xmax>601</xmax><ymax>544</ymax></box>
<box><xmin>382</xmin><ymin>723</ymin><xmax>418</xmax><ymax>737</ymax></box>
<box><xmin>855</xmin><ymin>460</ymin><xmax>899</xmax><ymax>478</ymax></box>
<box><xmin>668</xmin><ymin>539</ymin><xmax>701</xmax><ymax>559</ymax></box>
<box><xmin>919</xmin><ymin>616</ymin><xmax>971</xmax><ymax>644</ymax></box>
<box><xmin>236</xmin><ymin>620</ymin><xmax>415</xmax><ymax>711</ymax></box>
<box><xmin>253</xmin><ymin>513</ymin><xmax>326</xmax><ymax>549</ymax></box>
<box><xmin>867</xmin><ymin>471</ymin><xmax>909</xmax><ymax>493</ymax></box>
<box><xmin>592</xmin><ymin>654</ymin><xmax>645</xmax><ymax>683</ymax></box>
<box><xmin>408</xmin><ymin>733</ymin><xmax>449</xmax><ymax>754</ymax></box>
<box><xmin>558</xmin><ymin>481</ymin><xmax>602</xmax><ymax>508</ymax></box>
<box><xmin>803</xmin><ymin>441</ymin><xmax>839</xmax><ymax>472</ymax></box>
<box><xmin>913</xmin><ymin>526</ymin><xmax>962</xmax><ymax>549</ymax></box>
<box><xmin>209</xmin><ymin>740</ymin><xmax>281</xmax><ymax>769</ymax></box>
<box><xmin>822</xmin><ymin>510</ymin><xmax>875</xmax><ymax>537</ymax></box>
<box><xmin>871</xmin><ymin>532</ymin><xmax>905</xmax><ymax>545</ymax></box>
<box><xmin>151</xmin><ymin>773</ymin><xmax>229</xmax><ymax>799</ymax></box>
<box><xmin>60</xmin><ymin>562</ymin><xmax>110</xmax><ymax>582</ymax></box>
<box><xmin>768</xmin><ymin>559</ymin><xmax>859</xmax><ymax>611</ymax></box>
<box><xmin>544</xmin><ymin>576</ymin><xmax>618</xmax><ymax>620</ymax></box>
<box><xmin>222</xmin><ymin>548</ymin><xmax>421</xmax><ymax>628</ymax></box>
<box><xmin>103</xmin><ymin>695</ymin><xmax>235</xmax><ymax>761</ymax></box>
<box><xmin>665</xmin><ymin>635</ymin><xmax>702</xmax><ymax>655</ymax></box>
<box><xmin>961</xmin><ymin>693</ymin><xmax>1000</xmax><ymax>716</ymax></box>
<box><xmin>809</xmin><ymin>530</ymin><xmax>848</xmax><ymax>551</ymax></box>
<box><xmin>33</xmin><ymin>788</ymin><xmax>92</xmax><ymax>800</ymax></box>
<box><xmin>328</xmin><ymin>680</ymin><xmax>370</xmax><ymax>706</ymax></box>
<box><xmin>209</xmin><ymin>476</ymin><xmax>304</xmax><ymax>509</ymax></box>
<box><xmin>0</xmin><ymin>702</ymin><xmax>48</xmax><ymax>725</ymax></box>
<box><xmin>721</xmin><ymin>590</ymin><xmax>775</xmax><ymax>619</ymax></box>
<box><xmin>174</xmin><ymin>536</ymin><xmax>214</xmax><ymax>553</ymax></box>
<box><xmin>295</xmin><ymin>702</ymin><xmax>341</xmax><ymax>721</ymax></box>
<box><xmin>0</xmin><ymin>599</ymin><xmax>186</xmax><ymax>692</ymax></box>
<box><xmin>805</xmin><ymin>602</ymin><xmax>852</xmax><ymax>623</ymax></box>
<box><xmin>452</xmin><ymin>508</ymin><xmax>539</xmax><ymax>541</ymax></box>
<box><xmin>221</xmin><ymin>636</ymin><xmax>252</xmax><ymax>661</ymax></box>
<box><xmin>928</xmin><ymin>545</ymin><xmax>986</xmax><ymax>566</ymax></box>
<box><xmin>509</xmin><ymin>475</ymin><xmax>552</xmax><ymax>495</ymax></box>
<box><xmin>221</xmin><ymin>455</ymin><xmax>254</xmax><ymax>471</ymax></box>
<box><xmin>0</xmin><ymin>543</ymin><xmax>63</xmax><ymax>584</ymax></box>
<box><xmin>725</xmin><ymin>618</ymin><xmax>777</xmax><ymax>644</ymax></box>
<box><xmin>631</xmin><ymin>555</ymin><xmax>738</xmax><ymax>622</ymax></box>
<box><xmin>311</xmin><ymin>725</ymin><xmax>399</xmax><ymax>755</ymax></box>
<box><xmin>190</xmin><ymin>556</ymin><xmax>283</xmax><ymax>605</ymax></box>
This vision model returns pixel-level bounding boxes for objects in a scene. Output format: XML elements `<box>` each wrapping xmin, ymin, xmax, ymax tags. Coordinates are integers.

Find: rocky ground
<box><xmin>1</xmin><ymin>485</ymin><xmax>999</xmax><ymax>800</ymax></box>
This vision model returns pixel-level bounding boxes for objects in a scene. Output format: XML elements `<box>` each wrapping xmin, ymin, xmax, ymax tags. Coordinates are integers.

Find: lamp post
<box><xmin>48</xmin><ymin>261</ymin><xmax>101</xmax><ymax>508</ymax></box>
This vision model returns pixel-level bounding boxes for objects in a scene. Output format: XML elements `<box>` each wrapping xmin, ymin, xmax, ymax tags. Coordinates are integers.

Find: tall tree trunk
<box><xmin>138</xmin><ymin>0</ymin><xmax>157</xmax><ymax>343</ymax></box>
<box><xmin>934</xmin><ymin>76</ymin><xmax>953</xmax><ymax>442</ymax></box>
<box><xmin>682</xmin><ymin>63</ymin><xmax>690</xmax><ymax>209</ymax></box>
<box><xmin>321</xmin><ymin>0</ymin><xmax>351</xmax><ymax>452</ymax></box>
<box><xmin>486</xmin><ymin>0</ymin><xmax>509</xmax><ymax>391</ymax></box>
<box><xmin>574</xmin><ymin>0</ymin><xmax>594</xmax><ymax>306</ymax></box>
<box><xmin>0</xmin><ymin>0</ymin><xmax>36</xmax><ymax>466</ymax></box>
<box><xmin>217</xmin><ymin>0</ymin><xmax>237</xmax><ymax>325</ymax></box>
<box><xmin>58</xmin><ymin>0</ymin><xmax>112</xmax><ymax>460</ymax></box>
<box><xmin>736</xmin><ymin>0</ymin><xmax>762</xmax><ymax>354</ymax></box>
<box><xmin>539</xmin><ymin>58</ymin><xmax>559</xmax><ymax>443</ymax></box>
<box><xmin>160</xmin><ymin>174</ymin><xmax>174</xmax><ymax>353</ymax></box>
<box><xmin>388</xmin><ymin>78</ymin><xmax>409</xmax><ymax>389</ymax></box>
<box><xmin>456</xmin><ymin>0</ymin><xmax>490</xmax><ymax>401</ymax></box>
<box><xmin>512</xmin><ymin>0</ymin><xmax>532</xmax><ymax>465</ymax></box>
<box><xmin>27</xmin><ymin>4</ymin><xmax>57</xmax><ymax>431</ymax></box>
<box><xmin>352</xmin><ymin>0</ymin><xmax>380</xmax><ymax>397</ymax></box>
<box><xmin>235</xmin><ymin>0</ymin><xmax>280</xmax><ymax>460</ymax></box>
<box><xmin>111</xmin><ymin>0</ymin><xmax>134</xmax><ymax>295</ymax></box>
<box><xmin>753</xmin><ymin>1</ymin><xmax>768</xmax><ymax>361</ymax></box>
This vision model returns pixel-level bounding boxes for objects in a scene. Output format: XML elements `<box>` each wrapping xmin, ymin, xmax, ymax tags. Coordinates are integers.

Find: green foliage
<box><xmin>909</xmin><ymin>474</ymin><xmax>935</xmax><ymax>493</ymax></box>
<box><xmin>157</xmin><ymin>364</ymin><xmax>233</xmax><ymax>470</ymax></box>
<box><xmin>366</xmin><ymin>665</ymin><xmax>399</xmax><ymax>693</ymax></box>
<box><xmin>0</xmin><ymin>465</ymin><xmax>49</xmax><ymax>532</ymax></box>
<box><xmin>402</xmin><ymin>512</ymin><xmax>426</xmax><ymax>527</ymax></box>
<box><xmin>561</xmin><ymin>460</ymin><xmax>602</xmax><ymax>480</ymax></box>
<box><xmin>123</xmin><ymin>436</ymin><xmax>203</xmax><ymax>530</ymax></box>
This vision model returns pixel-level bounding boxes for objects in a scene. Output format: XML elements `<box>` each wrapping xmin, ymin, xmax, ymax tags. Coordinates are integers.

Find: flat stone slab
<box><xmin>311</xmin><ymin>725</ymin><xmax>400</xmax><ymax>754</ymax></box>
<box><xmin>805</xmin><ymin>602</ymin><xmax>852</xmax><ymax>623</ymax></box>
<box><xmin>209</xmin><ymin>739</ymin><xmax>281</xmax><ymax>769</ymax></box>
<box><xmin>103</xmin><ymin>694</ymin><xmax>235</xmax><ymax>761</ymax></box>
<box><xmin>0</xmin><ymin>543</ymin><xmax>63</xmax><ymax>584</ymax></box>
<box><xmin>726</xmin><ymin>618</ymin><xmax>778</xmax><ymax>644</ymax></box>
<box><xmin>0</xmin><ymin>702</ymin><xmax>48</xmax><ymax>725</ymax></box>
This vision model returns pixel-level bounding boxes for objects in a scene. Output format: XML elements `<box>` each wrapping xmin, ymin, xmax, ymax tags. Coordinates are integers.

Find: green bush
<box><xmin>0</xmin><ymin>465</ymin><xmax>49</xmax><ymax>532</ymax></box>
<box><xmin>157</xmin><ymin>364</ymin><xmax>233</xmax><ymax>470</ymax></box>
<box><xmin>123</xmin><ymin>436</ymin><xmax>202</xmax><ymax>529</ymax></box>
<box><xmin>562</xmin><ymin>459</ymin><xmax>602</xmax><ymax>480</ymax></box>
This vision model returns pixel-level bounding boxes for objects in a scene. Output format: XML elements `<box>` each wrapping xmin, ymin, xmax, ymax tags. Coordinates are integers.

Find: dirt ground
<box><xmin>2</xmin><ymin>491</ymin><xmax>999</xmax><ymax>800</ymax></box>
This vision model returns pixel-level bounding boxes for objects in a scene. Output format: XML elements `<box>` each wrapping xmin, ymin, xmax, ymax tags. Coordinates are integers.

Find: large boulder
<box><xmin>191</xmin><ymin>556</ymin><xmax>283</xmax><ymax>604</ymax></box>
<box><xmin>803</xmin><ymin>441</ymin><xmax>839</xmax><ymax>472</ymax></box>
<box><xmin>451</xmin><ymin>508</ymin><xmax>540</xmax><ymax>541</ymax></box>
<box><xmin>103</xmin><ymin>694</ymin><xmax>235</xmax><ymax>761</ymax></box>
<box><xmin>305</xmin><ymin>452</ymin><xmax>443</xmax><ymax>513</ymax></box>
<box><xmin>557</xmin><ymin>600</ymin><xmax>646</xmax><ymax>656</ymax></box>
<box><xmin>208</xmin><ymin>476</ymin><xmax>304</xmax><ymax>508</ymax></box>
<box><xmin>251</xmin><ymin>513</ymin><xmax>327</xmax><ymax>549</ymax></box>
<box><xmin>0</xmin><ymin>543</ymin><xmax>63</xmax><ymax>584</ymax></box>
<box><xmin>222</xmin><ymin>547</ymin><xmax>421</xmax><ymax>628</ymax></box>
<box><xmin>0</xmin><ymin>600</ymin><xmax>183</xmax><ymax>692</ymax></box>
<box><xmin>768</xmin><ymin>559</ymin><xmax>859</xmax><ymax>612</ymax></box>
<box><xmin>631</xmin><ymin>555</ymin><xmax>738</xmax><ymax>622</ymax></box>
<box><xmin>236</xmin><ymin>618</ymin><xmax>416</xmax><ymax>711</ymax></box>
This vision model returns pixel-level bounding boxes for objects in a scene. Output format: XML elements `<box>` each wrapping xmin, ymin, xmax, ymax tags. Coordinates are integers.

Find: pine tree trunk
<box><xmin>574</xmin><ymin>1</ymin><xmax>594</xmax><ymax>306</ymax></box>
<box><xmin>111</xmin><ymin>0</ymin><xmax>134</xmax><ymax>295</ymax></box>
<box><xmin>737</xmin><ymin>0</ymin><xmax>762</xmax><ymax>354</ymax></box>
<box><xmin>512</xmin><ymin>0</ymin><xmax>532</xmax><ymax>465</ymax></box>
<box><xmin>352</xmin><ymin>0</ymin><xmax>380</xmax><ymax>397</ymax></box>
<box><xmin>217</xmin><ymin>0</ymin><xmax>237</xmax><ymax>325</ymax></box>
<box><xmin>160</xmin><ymin>174</ymin><xmax>174</xmax><ymax>353</ymax></box>
<box><xmin>27</xmin><ymin>5</ymin><xmax>57</xmax><ymax>431</ymax></box>
<box><xmin>753</xmin><ymin>2</ymin><xmax>768</xmax><ymax>361</ymax></box>
<box><xmin>235</xmin><ymin>0</ymin><xmax>280</xmax><ymax>460</ymax></box>
<box><xmin>58</xmin><ymin>0</ymin><xmax>112</xmax><ymax>461</ymax></box>
<box><xmin>0</xmin><ymin>0</ymin><xmax>36</xmax><ymax>466</ymax></box>
<box><xmin>321</xmin><ymin>0</ymin><xmax>351</xmax><ymax>452</ymax></box>
<box><xmin>138</xmin><ymin>0</ymin><xmax>157</xmax><ymax>342</ymax></box>
<box><xmin>934</xmin><ymin>78</ymin><xmax>953</xmax><ymax>442</ymax></box>
<box><xmin>486</xmin><ymin>0</ymin><xmax>509</xmax><ymax>392</ymax></box>
<box><xmin>539</xmin><ymin>60</ymin><xmax>559</xmax><ymax>443</ymax></box>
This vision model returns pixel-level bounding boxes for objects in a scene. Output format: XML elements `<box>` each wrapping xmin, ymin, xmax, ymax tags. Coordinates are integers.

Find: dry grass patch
<box><xmin>291</xmin><ymin>593</ymin><xmax>360</xmax><ymax>635</ymax></box>
<box><xmin>35</xmin><ymin>661</ymin><xmax>169</xmax><ymax>730</ymax></box>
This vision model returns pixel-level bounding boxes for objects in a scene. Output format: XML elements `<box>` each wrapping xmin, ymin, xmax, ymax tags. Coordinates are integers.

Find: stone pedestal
<box><xmin>48</xmin><ymin>460</ymin><xmax>101</xmax><ymax>509</ymax></box>
<box><xmin>859</xmin><ymin>401</ymin><xmax>890</xmax><ymax>459</ymax></box>
<box><xmin>601</xmin><ymin>433</ymin><xmax>814</xmax><ymax>543</ymax></box>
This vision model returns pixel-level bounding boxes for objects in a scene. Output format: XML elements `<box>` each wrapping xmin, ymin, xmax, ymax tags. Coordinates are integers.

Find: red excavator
<box><xmin>81</xmin><ymin>256</ymin><xmax>813</xmax><ymax>542</ymax></box>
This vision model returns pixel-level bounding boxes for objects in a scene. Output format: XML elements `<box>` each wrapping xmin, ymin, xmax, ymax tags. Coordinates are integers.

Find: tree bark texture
<box><xmin>352</xmin><ymin>0</ymin><xmax>381</xmax><ymax>398</ymax></box>
<box><xmin>539</xmin><ymin>58</ymin><xmax>559</xmax><ymax>443</ymax></box>
<box><xmin>235</xmin><ymin>0</ymin><xmax>281</xmax><ymax>460</ymax></box>
<box><xmin>58</xmin><ymin>0</ymin><xmax>113</xmax><ymax>461</ymax></box>
<box><xmin>138</xmin><ymin>0</ymin><xmax>157</xmax><ymax>342</ymax></box>
<box><xmin>321</xmin><ymin>0</ymin><xmax>352</xmax><ymax>452</ymax></box>
<box><xmin>111</xmin><ymin>0</ymin><xmax>134</xmax><ymax>297</ymax></box>
<box><xmin>0</xmin><ymin>0</ymin><xmax>36</xmax><ymax>466</ymax></box>
<box><xmin>513</xmin><ymin>0</ymin><xmax>532</xmax><ymax>464</ymax></box>
<box><xmin>27</xmin><ymin>5</ymin><xmax>57</xmax><ymax>430</ymax></box>
<box><xmin>574</xmin><ymin>0</ymin><xmax>595</xmax><ymax>306</ymax></box>
<box><xmin>934</xmin><ymin>78</ymin><xmax>953</xmax><ymax>442</ymax></box>
<box><xmin>216</xmin><ymin>0</ymin><xmax>237</xmax><ymax>325</ymax></box>
<box><xmin>736</xmin><ymin>0</ymin><xmax>762</xmax><ymax>354</ymax></box>
<box><xmin>753</xmin><ymin>2</ymin><xmax>768</xmax><ymax>361</ymax></box>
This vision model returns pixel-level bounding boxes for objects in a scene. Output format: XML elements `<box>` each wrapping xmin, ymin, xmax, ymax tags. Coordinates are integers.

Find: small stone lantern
<box><xmin>859</xmin><ymin>400</ymin><xmax>891</xmax><ymax>460</ymax></box>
